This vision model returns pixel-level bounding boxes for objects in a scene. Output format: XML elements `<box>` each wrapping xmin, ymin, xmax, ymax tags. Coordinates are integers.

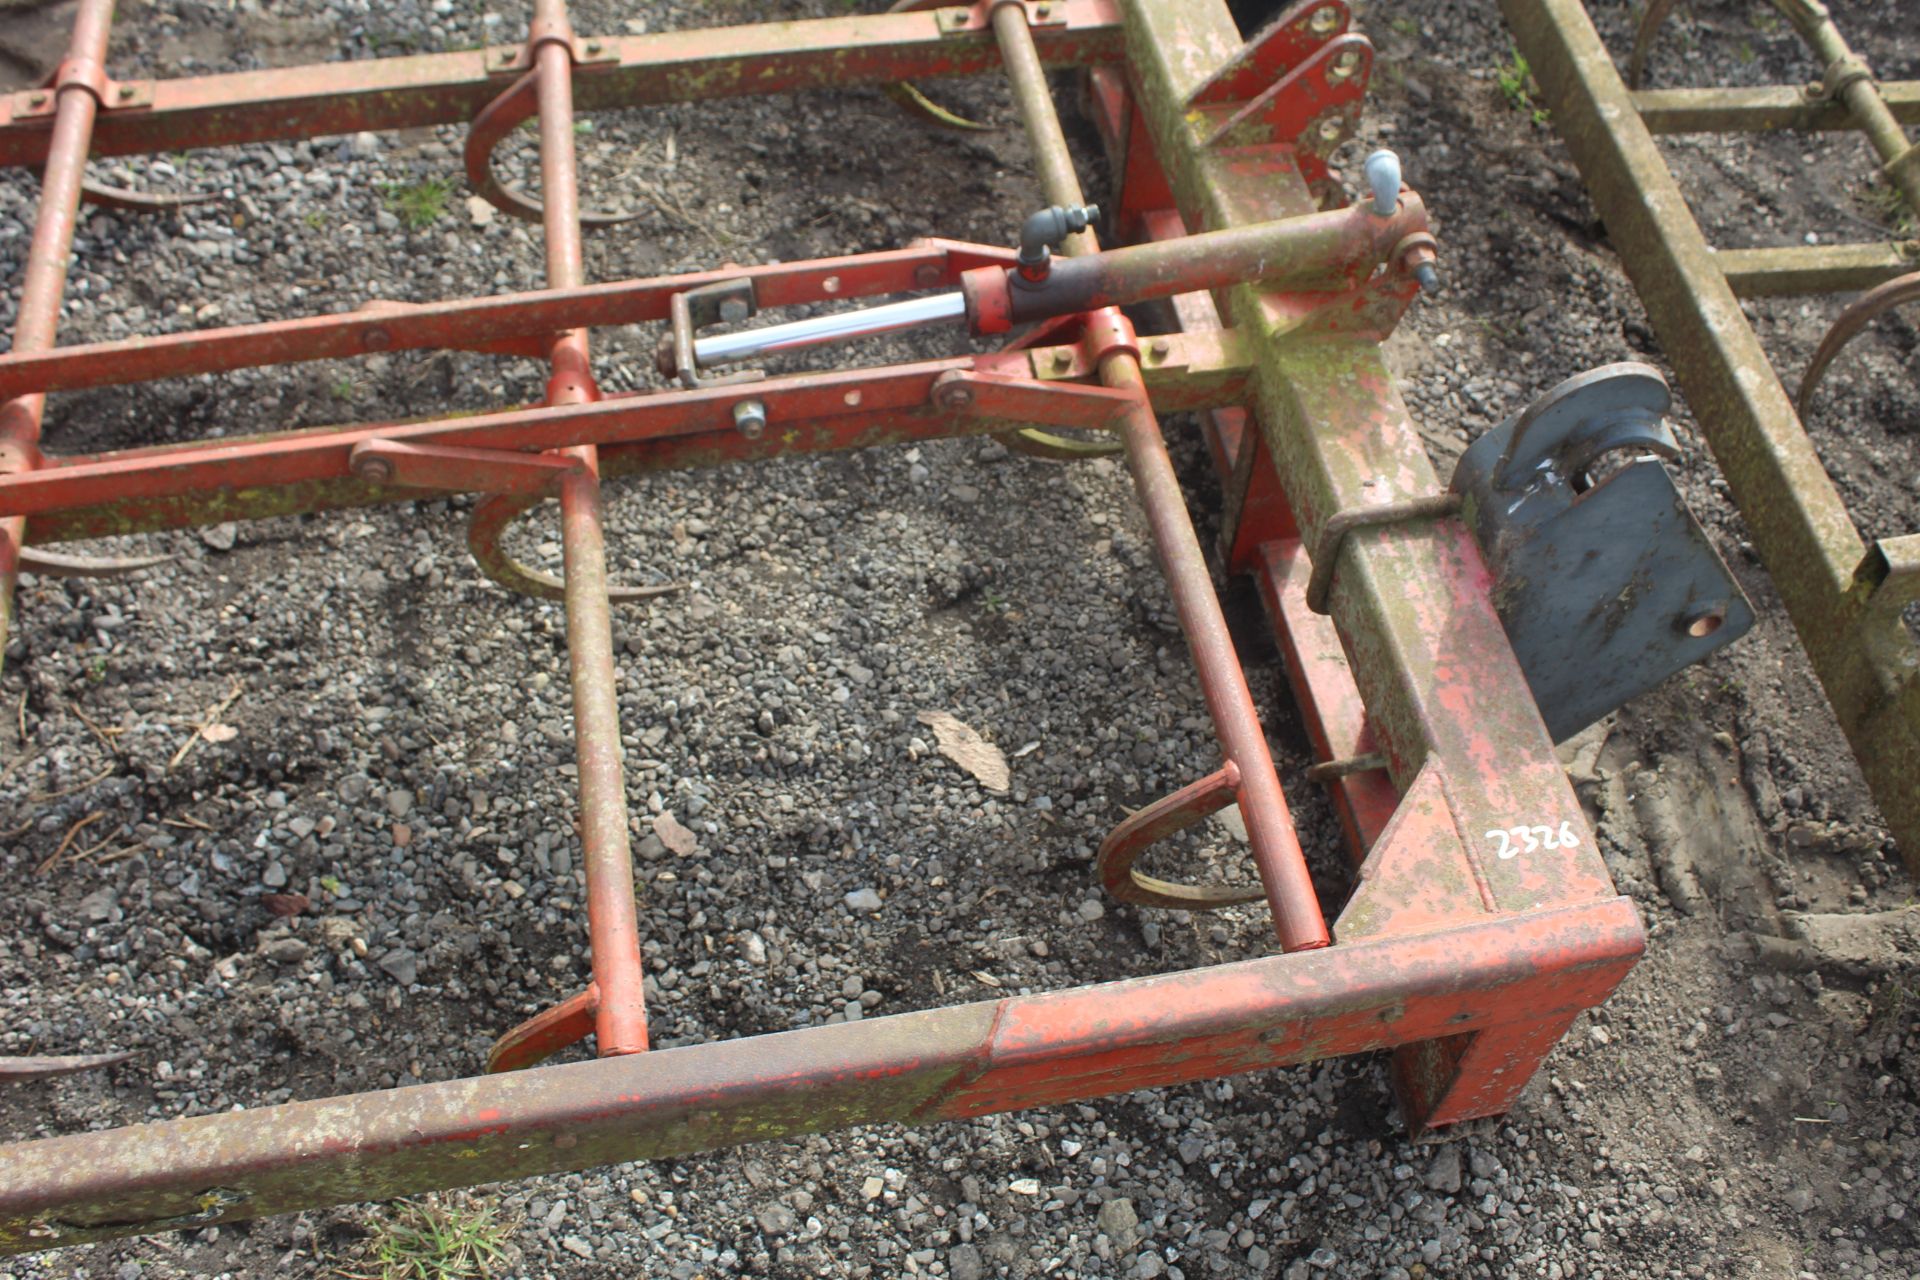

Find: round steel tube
<box><xmin>693</xmin><ymin>291</ymin><xmax>966</xmax><ymax>366</ymax></box>
<box><xmin>0</xmin><ymin>0</ymin><xmax>117</xmax><ymax>668</ymax></box>
<box><xmin>991</xmin><ymin>3</ymin><xmax>1328</xmax><ymax>951</ymax></box>
<box><xmin>532</xmin><ymin>3</ymin><xmax>650</xmax><ymax>1057</ymax></box>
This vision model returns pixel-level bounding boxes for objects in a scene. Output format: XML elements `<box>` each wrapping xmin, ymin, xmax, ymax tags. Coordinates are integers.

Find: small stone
<box><xmin>260</xmin><ymin>937</ymin><xmax>310</xmax><ymax>966</ymax></box>
<box><xmin>1098</xmin><ymin>1196</ymin><xmax>1139</xmax><ymax>1244</ymax></box>
<box><xmin>1214</xmin><ymin>803</ymin><xmax>1248</xmax><ymax>842</ymax></box>
<box><xmin>560</xmin><ymin>1236</ymin><xmax>592</xmax><ymax>1259</ymax></box>
<box><xmin>949</xmin><ymin>1243</ymin><xmax>984</xmax><ymax>1280</ymax></box>
<box><xmin>1785</xmin><ymin>1187</ymin><xmax>1816</xmax><ymax>1214</ymax></box>
<box><xmin>262</xmin><ymin>860</ymin><xmax>288</xmax><ymax>889</ymax></box>
<box><xmin>653</xmin><ymin>811</ymin><xmax>698</xmax><ymax>856</ymax></box>
<box><xmin>1423</xmin><ymin>1144</ymin><xmax>1462</xmax><ymax>1194</ymax></box>
<box><xmin>378</xmin><ymin>947</ymin><xmax>419</xmax><ymax>986</ymax></box>
<box><xmin>862</xmin><ymin>1176</ymin><xmax>884</xmax><ymax>1200</ymax></box>
<box><xmin>844</xmin><ymin>887</ymin><xmax>883</xmax><ymax>912</ymax></box>
<box><xmin>754</xmin><ymin>1202</ymin><xmax>796</xmax><ymax>1235</ymax></box>
<box><xmin>199</xmin><ymin>522</ymin><xmax>238</xmax><ymax>551</ymax></box>
<box><xmin>1009</xmin><ymin>1177</ymin><xmax>1041</xmax><ymax>1196</ymax></box>
<box><xmin>1077</xmin><ymin>899</ymin><xmax>1105</xmax><ymax>922</ymax></box>
<box><xmin>385</xmin><ymin>789</ymin><xmax>414</xmax><ymax>819</ymax></box>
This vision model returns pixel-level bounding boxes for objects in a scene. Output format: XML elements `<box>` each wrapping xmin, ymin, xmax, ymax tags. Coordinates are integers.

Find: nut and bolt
<box><xmin>913</xmin><ymin>264</ymin><xmax>943</xmax><ymax>288</ymax></box>
<box><xmin>733</xmin><ymin>399</ymin><xmax>768</xmax><ymax>439</ymax></box>
<box><xmin>934</xmin><ymin>378</ymin><xmax>975</xmax><ymax>410</ymax></box>
<box><xmin>354</xmin><ymin>455</ymin><xmax>396</xmax><ymax>485</ymax></box>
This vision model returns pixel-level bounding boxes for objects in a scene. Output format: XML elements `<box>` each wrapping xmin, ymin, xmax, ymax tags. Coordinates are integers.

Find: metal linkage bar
<box><xmin>1501</xmin><ymin>0</ymin><xmax>1920</xmax><ymax>870</ymax></box>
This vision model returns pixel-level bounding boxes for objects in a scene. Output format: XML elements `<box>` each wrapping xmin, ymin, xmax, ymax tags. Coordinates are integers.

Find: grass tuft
<box><xmin>380</xmin><ymin>178</ymin><xmax>454</xmax><ymax>231</ymax></box>
<box><xmin>1496</xmin><ymin>45</ymin><xmax>1550</xmax><ymax>126</ymax></box>
<box><xmin>335</xmin><ymin>1195</ymin><xmax>517</xmax><ymax>1280</ymax></box>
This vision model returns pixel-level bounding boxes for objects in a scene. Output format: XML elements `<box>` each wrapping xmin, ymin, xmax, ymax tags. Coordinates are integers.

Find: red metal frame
<box><xmin>0</xmin><ymin>0</ymin><xmax>1642</xmax><ymax>1254</ymax></box>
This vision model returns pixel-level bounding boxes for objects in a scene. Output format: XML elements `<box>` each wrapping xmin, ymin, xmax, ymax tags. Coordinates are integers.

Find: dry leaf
<box><xmin>916</xmin><ymin>711</ymin><xmax>1010</xmax><ymax>792</ymax></box>
<box><xmin>200</xmin><ymin>724</ymin><xmax>238</xmax><ymax>743</ymax></box>
<box><xmin>262</xmin><ymin>893</ymin><xmax>309</xmax><ymax>917</ymax></box>
<box><xmin>653</xmin><ymin>811</ymin><xmax>698</xmax><ymax>857</ymax></box>
<box><xmin>970</xmin><ymin>969</ymin><xmax>1002</xmax><ymax>988</ymax></box>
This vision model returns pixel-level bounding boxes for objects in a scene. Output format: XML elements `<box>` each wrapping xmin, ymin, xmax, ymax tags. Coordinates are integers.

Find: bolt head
<box><xmin>117</xmin><ymin>85</ymin><xmax>135</xmax><ymax>100</ymax></box>
<box><xmin>1148</xmin><ymin>338</ymin><xmax>1172</xmax><ymax>360</ymax></box>
<box><xmin>939</xmin><ymin>384</ymin><xmax>974</xmax><ymax>409</ymax></box>
<box><xmin>27</xmin><ymin>93</ymin><xmax>46</xmax><ymax>107</ymax></box>
<box><xmin>733</xmin><ymin>399</ymin><xmax>768</xmax><ymax>439</ymax></box>
<box><xmin>913</xmin><ymin>264</ymin><xmax>943</xmax><ymax>288</ymax></box>
<box><xmin>1050</xmin><ymin>348</ymin><xmax>1073</xmax><ymax>372</ymax></box>
<box><xmin>585</xmin><ymin>41</ymin><xmax>602</xmax><ymax>55</ymax></box>
<box><xmin>363</xmin><ymin>326</ymin><xmax>392</xmax><ymax>352</ymax></box>
<box><xmin>355</xmin><ymin>455</ymin><xmax>395</xmax><ymax>484</ymax></box>
<box><xmin>718</xmin><ymin>298</ymin><xmax>750</xmax><ymax>324</ymax></box>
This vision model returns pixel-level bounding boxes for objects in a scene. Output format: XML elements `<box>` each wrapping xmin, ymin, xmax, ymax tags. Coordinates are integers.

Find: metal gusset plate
<box><xmin>1450</xmin><ymin>363</ymin><xmax>1754</xmax><ymax>743</ymax></box>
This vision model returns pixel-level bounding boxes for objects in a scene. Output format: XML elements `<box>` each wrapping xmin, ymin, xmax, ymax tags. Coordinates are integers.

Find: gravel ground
<box><xmin>1</xmin><ymin>0</ymin><xmax>1917</xmax><ymax>1278</ymax></box>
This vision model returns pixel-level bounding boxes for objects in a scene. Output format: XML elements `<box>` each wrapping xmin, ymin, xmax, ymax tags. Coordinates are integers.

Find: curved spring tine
<box><xmin>990</xmin><ymin>313</ymin><xmax>1125</xmax><ymax>460</ymax></box>
<box><xmin>1625</xmin><ymin>0</ymin><xmax>1681</xmax><ymax>90</ymax></box>
<box><xmin>1797</xmin><ymin>269</ymin><xmax>1920</xmax><ymax>419</ymax></box>
<box><xmin>882</xmin><ymin>0</ymin><xmax>992</xmax><ymax>131</ymax></box>
<box><xmin>465</xmin><ymin>66</ymin><xmax>643</xmax><ymax>228</ymax></box>
<box><xmin>19</xmin><ymin>547</ymin><xmax>172</xmax><ymax>578</ymax></box>
<box><xmin>1096</xmin><ymin>763</ymin><xmax>1266</xmax><ymax>911</ymax></box>
<box><xmin>79</xmin><ymin>178</ymin><xmax>220</xmax><ymax>214</ymax></box>
<box><xmin>467</xmin><ymin>490</ymin><xmax>683</xmax><ymax>603</ymax></box>
<box><xmin>0</xmin><ymin>1050</ymin><xmax>134</xmax><ymax>1082</ymax></box>
<box><xmin>487</xmin><ymin>985</ymin><xmax>597</xmax><ymax>1073</ymax></box>
<box><xmin>882</xmin><ymin>81</ymin><xmax>994</xmax><ymax>132</ymax></box>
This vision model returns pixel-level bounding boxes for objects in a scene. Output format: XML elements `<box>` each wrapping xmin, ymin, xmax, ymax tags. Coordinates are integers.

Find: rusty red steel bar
<box><xmin>992</xmin><ymin>0</ymin><xmax>1328</xmax><ymax>952</ymax></box>
<box><xmin>0</xmin><ymin>0</ymin><xmax>116</xmax><ymax>662</ymax></box>
<box><xmin>0</xmin><ymin>1</ymin><xmax>1127</xmax><ymax>167</ymax></box>
<box><xmin>526</xmin><ymin>0</ymin><xmax>649</xmax><ymax>1060</ymax></box>
<box><xmin>0</xmin><ymin>899</ymin><xmax>1644</xmax><ymax>1251</ymax></box>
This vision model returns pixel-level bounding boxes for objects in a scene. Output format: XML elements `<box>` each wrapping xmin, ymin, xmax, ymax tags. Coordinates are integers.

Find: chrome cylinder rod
<box><xmin>693</xmin><ymin>291</ymin><xmax>965</xmax><ymax>367</ymax></box>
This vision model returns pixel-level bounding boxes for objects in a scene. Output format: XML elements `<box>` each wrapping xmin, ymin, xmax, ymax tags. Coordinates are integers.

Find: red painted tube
<box><xmin>992</xmin><ymin>2</ymin><xmax>1327</xmax><ymax>951</ymax></box>
<box><xmin>0</xmin><ymin>0</ymin><xmax>116</xmax><ymax>664</ymax></box>
<box><xmin>531</xmin><ymin>2</ymin><xmax>649</xmax><ymax>1058</ymax></box>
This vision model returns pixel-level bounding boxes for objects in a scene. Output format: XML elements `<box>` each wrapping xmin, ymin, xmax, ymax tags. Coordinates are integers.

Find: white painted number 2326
<box><xmin>1484</xmin><ymin>822</ymin><xmax>1581</xmax><ymax>859</ymax></box>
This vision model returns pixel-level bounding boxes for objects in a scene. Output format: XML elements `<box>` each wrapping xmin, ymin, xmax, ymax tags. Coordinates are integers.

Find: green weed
<box><xmin>335</xmin><ymin>1196</ymin><xmax>516</xmax><ymax>1280</ymax></box>
<box><xmin>380</xmin><ymin>178</ymin><xmax>453</xmax><ymax>230</ymax></box>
